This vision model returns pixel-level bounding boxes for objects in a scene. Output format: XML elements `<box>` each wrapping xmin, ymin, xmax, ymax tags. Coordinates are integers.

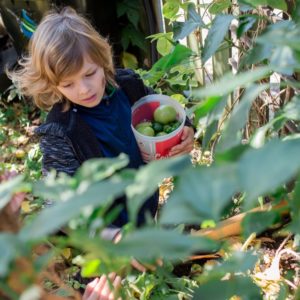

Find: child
<box><xmin>8</xmin><ymin>6</ymin><xmax>194</xmax><ymax>298</ymax></box>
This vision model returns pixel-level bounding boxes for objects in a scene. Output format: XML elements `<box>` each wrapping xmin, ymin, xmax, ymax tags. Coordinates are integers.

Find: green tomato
<box><xmin>136</xmin><ymin>126</ymin><xmax>155</xmax><ymax>136</ymax></box>
<box><xmin>152</xmin><ymin>121</ymin><xmax>164</xmax><ymax>132</ymax></box>
<box><xmin>156</xmin><ymin>131</ymin><xmax>167</xmax><ymax>136</ymax></box>
<box><xmin>135</xmin><ymin>121</ymin><xmax>152</xmax><ymax>131</ymax></box>
<box><xmin>163</xmin><ymin>124</ymin><xmax>173</xmax><ymax>134</ymax></box>
<box><xmin>153</xmin><ymin>105</ymin><xmax>177</xmax><ymax>124</ymax></box>
<box><xmin>170</xmin><ymin>120</ymin><xmax>181</xmax><ymax>131</ymax></box>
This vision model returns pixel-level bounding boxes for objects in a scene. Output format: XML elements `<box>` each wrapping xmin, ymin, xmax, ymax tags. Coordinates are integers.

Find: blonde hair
<box><xmin>8</xmin><ymin>7</ymin><xmax>116</xmax><ymax>111</ymax></box>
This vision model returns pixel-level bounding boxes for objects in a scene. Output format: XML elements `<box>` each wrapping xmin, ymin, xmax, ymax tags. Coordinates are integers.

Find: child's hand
<box><xmin>82</xmin><ymin>273</ymin><xmax>122</xmax><ymax>300</ymax></box>
<box><xmin>169</xmin><ymin>126</ymin><xmax>194</xmax><ymax>157</ymax></box>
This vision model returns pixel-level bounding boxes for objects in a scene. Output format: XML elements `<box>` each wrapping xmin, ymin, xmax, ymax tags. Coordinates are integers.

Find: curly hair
<box><xmin>7</xmin><ymin>7</ymin><xmax>116</xmax><ymax>111</ymax></box>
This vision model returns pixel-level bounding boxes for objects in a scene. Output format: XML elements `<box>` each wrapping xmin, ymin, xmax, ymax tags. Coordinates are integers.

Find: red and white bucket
<box><xmin>131</xmin><ymin>94</ymin><xmax>186</xmax><ymax>162</ymax></box>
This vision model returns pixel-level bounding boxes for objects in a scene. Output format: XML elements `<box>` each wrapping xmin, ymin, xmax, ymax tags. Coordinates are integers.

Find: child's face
<box><xmin>57</xmin><ymin>55</ymin><xmax>106</xmax><ymax>108</ymax></box>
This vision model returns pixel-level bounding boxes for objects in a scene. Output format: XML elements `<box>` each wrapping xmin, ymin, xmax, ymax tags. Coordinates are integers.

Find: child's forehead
<box><xmin>59</xmin><ymin>56</ymin><xmax>99</xmax><ymax>81</ymax></box>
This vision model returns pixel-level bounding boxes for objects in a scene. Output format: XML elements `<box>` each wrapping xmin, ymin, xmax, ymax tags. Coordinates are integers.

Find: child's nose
<box><xmin>78</xmin><ymin>80</ymin><xmax>90</xmax><ymax>95</ymax></box>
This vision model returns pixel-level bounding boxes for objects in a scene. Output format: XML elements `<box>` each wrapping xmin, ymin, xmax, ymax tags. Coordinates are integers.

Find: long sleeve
<box><xmin>39</xmin><ymin>135</ymin><xmax>80</xmax><ymax>177</ymax></box>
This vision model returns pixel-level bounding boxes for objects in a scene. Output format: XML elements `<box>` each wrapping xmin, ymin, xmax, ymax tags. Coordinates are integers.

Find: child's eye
<box><xmin>62</xmin><ymin>83</ymin><xmax>72</xmax><ymax>88</ymax></box>
<box><xmin>86</xmin><ymin>70</ymin><xmax>96</xmax><ymax>77</ymax></box>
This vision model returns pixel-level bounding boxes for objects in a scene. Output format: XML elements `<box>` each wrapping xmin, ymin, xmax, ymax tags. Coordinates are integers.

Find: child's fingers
<box><xmin>82</xmin><ymin>278</ymin><xmax>99</xmax><ymax>299</ymax></box>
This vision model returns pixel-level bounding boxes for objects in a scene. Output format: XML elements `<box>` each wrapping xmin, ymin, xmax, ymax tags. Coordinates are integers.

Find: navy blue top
<box><xmin>76</xmin><ymin>88</ymin><xmax>144</xmax><ymax>169</ymax></box>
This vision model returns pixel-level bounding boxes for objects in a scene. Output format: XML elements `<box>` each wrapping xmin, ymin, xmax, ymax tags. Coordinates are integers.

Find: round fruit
<box><xmin>163</xmin><ymin>124</ymin><xmax>173</xmax><ymax>134</ymax></box>
<box><xmin>152</xmin><ymin>121</ymin><xmax>163</xmax><ymax>132</ymax></box>
<box><xmin>136</xmin><ymin>126</ymin><xmax>155</xmax><ymax>137</ymax></box>
<box><xmin>15</xmin><ymin>149</ymin><xmax>25</xmax><ymax>159</ymax></box>
<box><xmin>156</xmin><ymin>131</ymin><xmax>167</xmax><ymax>136</ymax></box>
<box><xmin>135</xmin><ymin>121</ymin><xmax>152</xmax><ymax>131</ymax></box>
<box><xmin>153</xmin><ymin>105</ymin><xmax>177</xmax><ymax>124</ymax></box>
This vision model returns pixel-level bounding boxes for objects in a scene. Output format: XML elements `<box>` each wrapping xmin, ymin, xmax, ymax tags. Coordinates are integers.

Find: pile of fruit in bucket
<box><xmin>135</xmin><ymin>104</ymin><xmax>182</xmax><ymax>137</ymax></box>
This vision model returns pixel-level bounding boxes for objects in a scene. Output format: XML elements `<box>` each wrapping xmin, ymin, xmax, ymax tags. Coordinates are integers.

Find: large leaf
<box><xmin>270</xmin><ymin>46</ymin><xmax>300</xmax><ymax>75</ymax></box>
<box><xmin>0</xmin><ymin>233</ymin><xmax>19</xmax><ymax>277</ymax></box>
<box><xmin>126</xmin><ymin>155</ymin><xmax>191</xmax><ymax>224</ymax></box>
<box><xmin>191</xmin><ymin>66</ymin><xmax>271</xmax><ymax>99</ymax></box>
<box><xmin>242</xmin><ymin>211</ymin><xmax>279</xmax><ymax>238</ymax></box>
<box><xmin>173</xmin><ymin>4</ymin><xmax>204</xmax><ymax>41</ymax></box>
<box><xmin>160</xmin><ymin>164</ymin><xmax>239</xmax><ymax>224</ymax></box>
<box><xmin>202</xmin><ymin>14</ymin><xmax>234</xmax><ymax>64</ymax></box>
<box><xmin>216</xmin><ymin>84</ymin><xmax>268</xmax><ymax>153</ymax></box>
<box><xmin>238</xmin><ymin>138</ymin><xmax>300</xmax><ymax>209</ymax></box>
<box><xmin>70</xmin><ymin>228</ymin><xmax>219</xmax><ymax>264</ymax></box>
<box><xmin>19</xmin><ymin>174</ymin><xmax>132</xmax><ymax>241</ymax></box>
<box><xmin>256</xmin><ymin>20</ymin><xmax>300</xmax><ymax>51</ymax></box>
<box><xmin>193</xmin><ymin>275</ymin><xmax>261</xmax><ymax>300</ymax></box>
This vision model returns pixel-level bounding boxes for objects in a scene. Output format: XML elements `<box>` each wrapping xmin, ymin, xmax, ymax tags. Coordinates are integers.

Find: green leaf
<box><xmin>191</xmin><ymin>66</ymin><xmax>271</xmax><ymax>99</ymax></box>
<box><xmin>215</xmin><ymin>144</ymin><xmax>250</xmax><ymax>163</ymax></box>
<box><xmin>114</xmin><ymin>228</ymin><xmax>219</xmax><ymax>262</ymax></box>
<box><xmin>202</xmin><ymin>95</ymin><xmax>229</xmax><ymax>149</ymax></box>
<box><xmin>160</xmin><ymin>164</ymin><xmax>239</xmax><ymax>224</ymax></box>
<box><xmin>292</xmin><ymin>2</ymin><xmax>300</xmax><ymax>23</ymax></box>
<box><xmin>157</xmin><ymin>36</ymin><xmax>173</xmax><ymax>56</ymax></box>
<box><xmin>203</xmin><ymin>251</ymin><xmax>258</xmax><ymax>279</ymax></box>
<box><xmin>189</xmin><ymin>96</ymin><xmax>223</xmax><ymax>126</ymax></box>
<box><xmin>75</xmin><ymin>154</ymin><xmax>129</xmax><ymax>183</ymax></box>
<box><xmin>288</xmin><ymin>175</ymin><xmax>300</xmax><ymax>234</ymax></box>
<box><xmin>151</xmin><ymin>44</ymin><xmax>193</xmax><ymax>73</ymax></box>
<box><xmin>0</xmin><ymin>233</ymin><xmax>19</xmax><ymax>276</ymax></box>
<box><xmin>216</xmin><ymin>84</ymin><xmax>268</xmax><ymax>153</ymax></box>
<box><xmin>163</xmin><ymin>0</ymin><xmax>180</xmax><ymax>20</ymax></box>
<box><xmin>19</xmin><ymin>174</ymin><xmax>132</xmax><ymax>241</ymax></box>
<box><xmin>193</xmin><ymin>275</ymin><xmax>261</xmax><ymax>300</ymax></box>
<box><xmin>242</xmin><ymin>211</ymin><xmax>279</xmax><ymax>238</ymax></box>
<box><xmin>237</xmin><ymin>15</ymin><xmax>258</xmax><ymax>38</ymax></box>
<box><xmin>202</xmin><ymin>14</ymin><xmax>235</xmax><ymax>64</ymax></box>
<box><xmin>121</xmin><ymin>25</ymin><xmax>146</xmax><ymax>51</ymax></box>
<box><xmin>127</xmin><ymin>155</ymin><xmax>191</xmax><ymax>224</ymax></box>
<box><xmin>238</xmin><ymin>138</ymin><xmax>300</xmax><ymax>209</ymax></box>
<box><xmin>173</xmin><ymin>4</ymin><xmax>205</xmax><ymax>41</ymax></box>
<box><xmin>283</xmin><ymin>96</ymin><xmax>300</xmax><ymax>120</ymax></box>
<box><xmin>126</xmin><ymin>8</ymin><xmax>140</xmax><ymax>29</ymax></box>
<box><xmin>240</xmin><ymin>43</ymin><xmax>272</xmax><ymax>67</ymax></box>
<box><xmin>209</xmin><ymin>0</ymin><xmax>231</xmax><ymax>14</ymax></box>
<box><xmin>256</xmin><ymin>20</ymin><xmax>300</xmax><ymax>51</ymax></box>
<box><xmin>121</xmin><ymin>52</ymin><xmax>138</xmax><ymax>69</ymax></box>
<box><xmin>239</xmin><ymin>0</ymin><xmax>287</xmax><ymax>10</ymax></box>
